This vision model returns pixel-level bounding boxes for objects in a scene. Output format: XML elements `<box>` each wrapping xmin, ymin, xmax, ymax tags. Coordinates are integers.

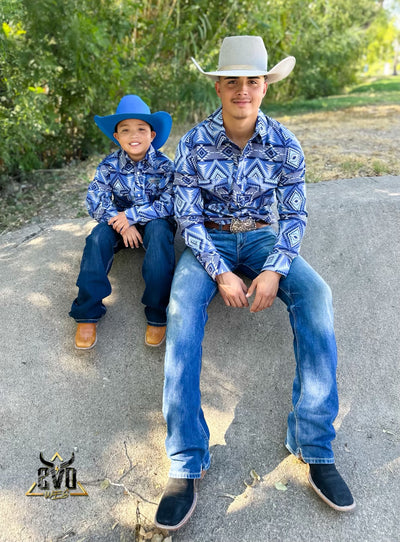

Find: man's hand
<box><xmin>216</xmin><ymin>271</ymin><xmax>249</xmax><ymax>308</ymax></box>
<box><xmin>246</xmin><ymin>270</ymin><xmax>281</xmax><ymax>313</ymax></box>
<box><xmin>108</xmin><ymin>211</ymin><xmax>130</xmax><ymax>235</ymax></box>
<box><xmin>121</xmin><ymin>225</ymin><xmax>143</xmax><ymax>248</ymax></box>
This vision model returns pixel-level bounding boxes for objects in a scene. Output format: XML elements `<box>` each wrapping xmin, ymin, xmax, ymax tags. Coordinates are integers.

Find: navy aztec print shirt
<box><xmin>174</xmin><ymin>106</ymin><xmax>308</xmax><ymax>279</ymax></box>
<box><xmin>86</xmin><ymin>146</ymin><xmax>174</xmax><ymax>225</ymax></box>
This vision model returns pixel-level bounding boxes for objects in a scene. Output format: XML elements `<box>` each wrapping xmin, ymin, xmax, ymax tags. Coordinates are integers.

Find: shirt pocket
<box><xmin>144</xmin><ymin>175</ymin><xmax>162</xmax><ymax>200</ymax></box>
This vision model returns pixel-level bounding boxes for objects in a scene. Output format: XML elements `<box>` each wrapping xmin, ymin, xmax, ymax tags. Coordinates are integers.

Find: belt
<box><xmin>204</xmin><ymin>217</ymin><xmax>270</xmax><ymax>233</ymax></box>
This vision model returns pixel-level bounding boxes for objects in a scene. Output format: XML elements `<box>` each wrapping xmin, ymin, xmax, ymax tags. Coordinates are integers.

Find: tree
<box><xmin>0</xmin><ymin>0</ymin><xmax>394</xmax><ymax>179</ymax></box>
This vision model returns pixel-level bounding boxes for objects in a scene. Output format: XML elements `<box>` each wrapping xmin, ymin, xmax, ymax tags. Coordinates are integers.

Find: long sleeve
<box><xmin>174</xmin><ymin>139</ymin><xmax>231</xmax><ymax>279</ymax></box>
<box><xmin>261</xmin><ymin>133</ymin><xmax>307</xmax><ymax>276</ymax></box>
<box><xmin>86</xmin><ymin>162</ymin><xmax>119</xmax><ymax>223</ymax></box>
<box><xmin>85</xmin><ymin>148</ymin><xmax>174</xmax><ymax>225</ymax></box>
<box><xmin>173</xmin><ymin>109</ymin><xmax>308</xmax><ymax>279</ymax></box>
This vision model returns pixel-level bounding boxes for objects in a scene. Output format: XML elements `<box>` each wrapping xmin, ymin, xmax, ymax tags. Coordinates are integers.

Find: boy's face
<box><xmin>114</xmin><ymin>118</ymin><xmax>156</xmax><ymax>161</ymax></box>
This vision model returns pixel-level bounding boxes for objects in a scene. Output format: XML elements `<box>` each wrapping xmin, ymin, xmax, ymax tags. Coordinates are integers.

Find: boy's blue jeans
<box><xmin>69</xmin><ymin>218</ymin><xmax>176</xmax><ymax>325</ymax></box>
<box><xmin>163</xmin><ymin>227</ymin><xmax>338</xmax><ymax>479</ymax></box>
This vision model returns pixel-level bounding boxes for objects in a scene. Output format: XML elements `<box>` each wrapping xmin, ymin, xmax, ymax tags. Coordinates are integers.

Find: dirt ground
<box><xmin>164</xmin><ymin>103</ymin><xmax>400</xmax><ymax>183</ymax></box>
<box><xmin>1</xmin><ymin>103</ymin><xmax>399</xmax><ymax>233</ymax></box>
<box><xmin>278</xmin><ymin>104</ymin><xmax>400</xmax><ymax>182</ymax></box>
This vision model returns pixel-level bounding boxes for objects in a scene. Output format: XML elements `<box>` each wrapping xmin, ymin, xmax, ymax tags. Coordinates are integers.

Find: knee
<box><xmin>167</xmin><ymin>292</ymin><xmax>189</xmax><ymax>325</ymax></box>
<box><xmin>167</xmin><ymin>286</ymin><xmax>203</xmax><ymax>331</ymax></box>
<box><xmin>314</xmin><ymin>278</ymin><xmax>333</xmax><ymax>305</ymax></box>
<box><xmin>145</xmin><ymin>218</ymin><xmax>175</xmax><ymax>242</ymax></box>
<box><xmin>87</xmin><ymin>222</ymin><xmax>114</xmax><ymax>247</ymax></box>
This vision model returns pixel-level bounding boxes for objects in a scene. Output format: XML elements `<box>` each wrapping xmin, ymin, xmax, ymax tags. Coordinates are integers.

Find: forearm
<box><xmin>180</xmin><ymin>220</ymin><xmax>231</xmax><ymax>279</ymax></box>
<box><xmin>86</xmin><ymin>196</ymin><xmax>118</xmax><ymax>223</ymax></box>
<box><xmin>124</xmin><ymin>197</ymin><xmax>174</xmax><ymax>225</ymax></box>
<box><xmin>262</xmin><ymin>213</ymin><xmax>307</xmax><ymax>275</ymax></box>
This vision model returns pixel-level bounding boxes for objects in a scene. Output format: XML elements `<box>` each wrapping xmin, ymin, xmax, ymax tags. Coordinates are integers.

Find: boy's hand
<box><xmin>216</xmin><ymin>271</ymin><xmax>249</xmax><ymax>308</ymax></box>
<box><xmin>246</xmin><ymin>270</ymin><xmax>281</xmax><ymax>313</ymax></box>
<box><xmin>121</xmin><ymin>225</ymin><xmax>143</xmax><ymax>248</ymax></box>
<box><xmin>108</xmin><ymin>211</ymin><xmax>130</xmax><ymax>234</ymax></box>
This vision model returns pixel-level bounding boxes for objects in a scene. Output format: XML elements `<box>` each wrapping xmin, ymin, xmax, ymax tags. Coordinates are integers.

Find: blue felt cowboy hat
<box><xmin>94</xmin><ymin>95</ymin><xmax>172</xmax><ymax>149</ymax></box>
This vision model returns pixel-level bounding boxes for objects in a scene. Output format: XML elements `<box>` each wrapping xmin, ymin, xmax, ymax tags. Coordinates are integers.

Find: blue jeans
<box><xmin>69</xmin><ymin>218</ymin><xmax>176</xmax><ymax>325</ymax></box>
<box><xmin>163</xmin><ymin>227</ymin><xmax>338</xmax><ymax>478</ymax></box>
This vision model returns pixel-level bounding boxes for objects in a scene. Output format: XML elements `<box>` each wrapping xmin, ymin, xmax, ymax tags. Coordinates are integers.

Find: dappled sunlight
<box><xmin>111</xmin><ymin>498</ymin><xmax>142</xmax><ymax>530</ymax></box>
<box><xmin>375</xmin><ymin>188</ymin><xmax>400</xmax><ymax>197</ymax></box>
<box><xmin>227</xmin><ymin>454</ymin><xmax>307</xmax><ymax>515</ymax></box>
<box><xmin>1</xmin><ymin>172</ymin><xmax>398</xmax><ymax>539</ymax></box>
<box><xmin>334</xmin><ymin>398</ymin><xmax>352</xmax><ymax>431</ymax></box>
<box><xmin>203</xmin><ymin>405</ymin><xmax>236</xmax><ymax>447</ymax></box>
<box><xmin>26</xmin><ymin>291</ymin><xmax>52</xmax><ymax>308</ymax></box>
<box><xmin>95</xmin><ymin>425</ymin><xmax>170</xmax><ymax>529</ymax></box>
<box><xmin>374</xmin><ymin>455</ymin><xmax>400</xmax><ymax>476</ymax></box>
<box><xmin>26</xmin><ymin>236</ymin><xmax>45</xmax><ymax>247</ymax></box>
<box><xmin>48</xmin><ymin>260</ymin><xmax>79</xmax><ymax>273</ymax></box>
<box><xmin>0</xmin><ymin>286</ymin><xmax>13</xmax><ymax>297</ymax></box>
<box><xmin>53</xmin><ymin>220</ymin><xmax>95</xmax><ymax>235</ymax></box>
<box><xmin>21</xmin><ymin>263</ymin><xmax>36</xmax><ymax>272</ymax></box>
<box><xmin>58</xmin><ymin>350</ymin><xmax>100</xmax><ymax>377</ymax></box>
<box><xmin>0</xmin><ymin>491</ymin><xmax>43</xmax><ymax>540</ymax></box>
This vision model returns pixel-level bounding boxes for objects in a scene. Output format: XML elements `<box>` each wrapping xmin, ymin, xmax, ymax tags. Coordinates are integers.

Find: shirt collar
<box><xmin>209</xmin><ymin>107</ymin><xmax>268</xmax><ymax>149</ymax></box>
<box><xmin>117</xmin><ymin>145</ymin><xmax>156</xmax><ymax>170</ymax></box>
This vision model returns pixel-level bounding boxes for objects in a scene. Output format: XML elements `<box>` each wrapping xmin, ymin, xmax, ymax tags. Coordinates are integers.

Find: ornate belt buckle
<box><xmin>230</xmin><ymin>217</ymin><xmax>256</xmax><ymax>233</ymax></box>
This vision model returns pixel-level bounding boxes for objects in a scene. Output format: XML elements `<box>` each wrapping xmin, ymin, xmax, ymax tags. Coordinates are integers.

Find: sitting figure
<box><xmin>70</xmin><ymin>95</ymin><xmax>176</xmax><ymax>349</ymax></box>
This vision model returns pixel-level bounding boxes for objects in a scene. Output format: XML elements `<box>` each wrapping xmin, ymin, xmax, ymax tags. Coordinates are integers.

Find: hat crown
<box><xmin>116</xmin><ymin>95</ymin><xmax>151</xmax><ymax>116</ymax></box>
<box><xmin>191</xmin><ymin>35</ymin><xmax>295</xmax><ymax>84</ymax></box>
<box><xmin>218</xmin><ymin>36</ymin><xmax>268</xmax><ymax>72</ymax></box>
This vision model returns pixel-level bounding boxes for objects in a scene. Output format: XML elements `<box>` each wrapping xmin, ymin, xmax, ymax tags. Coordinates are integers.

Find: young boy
<box><xmin>69</xmin><ymin>94</ymin><xmax>176</xmax><ymax>349</ymax></box>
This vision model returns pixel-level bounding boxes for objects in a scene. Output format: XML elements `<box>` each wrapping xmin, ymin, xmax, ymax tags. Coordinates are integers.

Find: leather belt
<box><xmin>204</xmin><ymin>218</ymin><xmax>270</xmax><ymax>233</ymax></box>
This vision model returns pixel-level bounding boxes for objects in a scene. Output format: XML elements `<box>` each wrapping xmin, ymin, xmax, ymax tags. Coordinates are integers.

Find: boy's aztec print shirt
<box><xmin>87</xmin><ymin>146</ymin><xmax>174</xmax><ymax>225</ymax></box>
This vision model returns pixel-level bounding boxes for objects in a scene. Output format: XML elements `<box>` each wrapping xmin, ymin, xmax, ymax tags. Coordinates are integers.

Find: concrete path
<box><xmin>0</xmin><ymin>176</ymin><xmax>399</xmax><ymax>542</ymax></box>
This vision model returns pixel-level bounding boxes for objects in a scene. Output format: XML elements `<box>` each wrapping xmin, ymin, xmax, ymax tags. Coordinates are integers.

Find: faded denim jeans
<box><xmin>163</xmin><ymin>226</ymin><xmax>338</xmax><ymax>479</ymax></box>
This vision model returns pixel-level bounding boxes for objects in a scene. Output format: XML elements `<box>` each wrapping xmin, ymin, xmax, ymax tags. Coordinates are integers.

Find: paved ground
<box><xmin>0</xmin><ymin>176</ymin><xmax>399</xmax><ymax>542</ymax></box>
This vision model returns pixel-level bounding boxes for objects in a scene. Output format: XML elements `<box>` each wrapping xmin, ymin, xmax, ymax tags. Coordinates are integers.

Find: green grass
<box><xmin>264</xmin><ymin>75</ymin><xmax>400</xmax><ymax>117</ymax></box>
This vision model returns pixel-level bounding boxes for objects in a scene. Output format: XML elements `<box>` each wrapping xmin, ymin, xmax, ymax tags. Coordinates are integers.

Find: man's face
<box><xmin>114</xmin><ymin>118</ymin><xmax>156</xmax><ymax>161</ymax></box>
<box><xmin>215</xmin><ymin>76</ymin><xmax>268</xmax><ymax>122</ymax></box>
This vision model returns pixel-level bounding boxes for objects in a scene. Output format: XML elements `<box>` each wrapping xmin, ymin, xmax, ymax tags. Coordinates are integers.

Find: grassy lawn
<box><xmin>263</xmin><ymin>75</ymin><xmax>400</xmax><ymax>117</ymax></box>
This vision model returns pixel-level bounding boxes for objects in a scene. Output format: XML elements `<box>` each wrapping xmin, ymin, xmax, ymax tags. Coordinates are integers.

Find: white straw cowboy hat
<box><xmin>191</xmin><ymin>35</ymin><xmax>295</xmax><ymax>83</ymax></box>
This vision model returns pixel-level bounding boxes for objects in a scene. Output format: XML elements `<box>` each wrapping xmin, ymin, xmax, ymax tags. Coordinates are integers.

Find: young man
<box><xmin>154</xmin><ymin>36</ymin><xmax>355</xmax><ymax>530</ymax></box>
<box><xmin>69</xmin><ymin>95</ymin><xmax>176</xmax><ymax>349</ymax></box>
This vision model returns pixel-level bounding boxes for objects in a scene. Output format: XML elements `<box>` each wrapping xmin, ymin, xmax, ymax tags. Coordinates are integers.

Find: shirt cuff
<box><xmin>261</xmin><ymin>251</ymin><xmax>293</xmax><ymax>277</ymax></box>
<box><xmin>198</xmin><ymin>252</ymin><xmax>231</xmax><ymax>280</ymax></box>
<box><xmin>124</xmin><ymin>208</ymin><xmax>138</xmax><ymax>225</ymax></box>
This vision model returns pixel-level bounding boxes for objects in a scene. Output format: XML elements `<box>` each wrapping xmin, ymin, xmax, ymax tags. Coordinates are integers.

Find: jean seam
<box><xmin>281</xmin><ymin>282</ymin><xmax>304</xmax><ymax>453</ymax></box>
<box><xmin>199</xmin><ymin>285</ymin><xmax>217</xmax><ymax>447</ymax></box>
<box><xmin>292</xmin><ymin>297</ymin><xmax>304</xmax><ymax>452</ymax></box>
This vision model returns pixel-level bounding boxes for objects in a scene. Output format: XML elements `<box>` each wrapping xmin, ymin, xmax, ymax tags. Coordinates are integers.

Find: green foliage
<box><xmin>1</xmin><ymin>0</ymin><xmax>137</xmax><ymax>178</ymax></box>
<box><xmin>0</xmin><ymin>0</ymin><xmax>395</xmax><ymax>180</ymax></box>
<box><xmin>363</xmin><ymin>5</ymin><xmax>400</xmax><ymax>75</ymax></box>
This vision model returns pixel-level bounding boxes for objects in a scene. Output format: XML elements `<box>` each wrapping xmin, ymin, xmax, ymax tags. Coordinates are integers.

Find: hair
<box><xmin>114</xmin><ymin>119</ymin><xmax>153</xmax><ymax>132</ymax></box>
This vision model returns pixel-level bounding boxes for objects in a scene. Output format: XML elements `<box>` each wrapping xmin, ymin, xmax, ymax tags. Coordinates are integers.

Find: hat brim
<box><xmin>94</xmin><ymin>111</ymin><xmax>172</xmax><ymax>149</ymax></box>
<box><xmin>191</xmin><ymin>56</ymin><xmax>296</xmax><ymax>84</ymax></box>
